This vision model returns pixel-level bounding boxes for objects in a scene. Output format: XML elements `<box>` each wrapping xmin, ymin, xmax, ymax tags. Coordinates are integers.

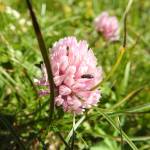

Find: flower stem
<box><xmin>91</xmin><ymin>0</ymin><xmax>133</xmax><ymax>91</ymax></box>
<box><xmin>26</xmin><ymin>0</ymin><xmax>55</xmax><ymax>122</ymax></box>
<box><xmin>91</xmin><ymin>46</ymin><xmax>125</xmax><ymax>91</ymax></box>
<box><xmin>71</xmin><ymin>113</ymin><xmax>76</xmax><ymax>150</ymax></box>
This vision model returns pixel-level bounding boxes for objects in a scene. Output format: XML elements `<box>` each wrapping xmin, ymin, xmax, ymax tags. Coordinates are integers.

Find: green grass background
<box><xmin>0</xmin><ymin>0</ymin><xmax>150</xmax><ymax>149</ymax></box>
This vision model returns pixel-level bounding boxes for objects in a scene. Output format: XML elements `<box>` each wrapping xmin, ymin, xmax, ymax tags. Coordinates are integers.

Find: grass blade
<box><xmin>111</xmin><ymin>87</ymin><xmax>143</xmax><ymax>110</ymax></box>
<box><xmin>117</xmin><ymin>117</ymin><xmax>124</xmax><ymax>150</ymax></box>
<box><xmin>98</xmin><ymin>109</ymin><xmax>138</xmax><ymax>150</ymax></box>
<box><xmin>26</xmin><ymin>0</ymin><xmax>55</xmax><ymax>121</ymax></box>
<box><xmin>124</xmin><ymin>103</ymin><xmax>150</xmax><ymax>113</ymax></box>
<box><xmin>122</xmin><ymin>0</ymin><xmax>133</xmax><ymax>47</ymax></box>
<box><xmin>66</xmin><ymin>115</ymin><xmax>85</xmax><ymax>143</ymax></box>
<box><xmin>91</xmin><ymin>46</ymin><xmax>126</xmax><ymax>90</ymax></box>
<box><xmin>121</xmin><ymin>61</ymin><xmax>131</xmax><ymax>93</ymax></box>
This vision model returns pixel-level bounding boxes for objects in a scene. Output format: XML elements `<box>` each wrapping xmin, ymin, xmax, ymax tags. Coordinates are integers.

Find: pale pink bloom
<box><xmin>35</xmin><ymin>37</ymin><xmax>103</xmax><ymax>114</ymax></box>
<box><xmin>94</xmin><ymin>12</ymin><xmax>119</xmax><ymax>41</ymax></box>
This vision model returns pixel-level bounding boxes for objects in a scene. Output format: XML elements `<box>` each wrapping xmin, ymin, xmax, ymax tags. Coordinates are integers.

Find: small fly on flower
<box><xmin>66</xmin><ymin>46</ymin><xmax>69</xmax><ymax>50</ymax></box>
<box><xmin>66</xmin><ymin>46</ymin><xmax>69</xmax><ymax>55</ymax></box>
<box><xmin>81</xmin><ymin>74</ymin><xmax>94</xmax><ymax>79</ymax></box>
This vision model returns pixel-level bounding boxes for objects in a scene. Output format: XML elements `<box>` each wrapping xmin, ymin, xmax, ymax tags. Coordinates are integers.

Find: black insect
<box><xmin>66</xmin><ymin>46</ymin><xmax>69</xmax><ymax>50</ymax></box>
<box><xmin>35</xmin><ymin>61</ymin><xmax>43</xmax><ymax>68</ymax></box>
<box><xmin>66</xmin><ymin>46</ymin><xmax>69</xmax><ymax>56</ymax></box>
<box><xmin>81</xmin><ymin>74</ymin><xmax>94</xmax><ymax>79</ymax></box>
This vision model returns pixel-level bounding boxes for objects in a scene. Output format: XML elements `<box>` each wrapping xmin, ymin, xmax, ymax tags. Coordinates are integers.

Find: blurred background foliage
<box><xmin>0</xmin><ymin>0</ymin><xmax>150</xmax><ymax>149</ymax></box>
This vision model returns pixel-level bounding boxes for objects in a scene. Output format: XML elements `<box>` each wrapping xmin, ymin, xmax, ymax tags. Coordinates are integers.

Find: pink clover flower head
<box><xmin>35</xmin><ymin>36</ymin><xmax>103</xmax><ymax>114</ymax></box>
<box><xmin>94</xmin><ymin>11</ymin><xmax>119</xmax><ymax>41</ymax></box>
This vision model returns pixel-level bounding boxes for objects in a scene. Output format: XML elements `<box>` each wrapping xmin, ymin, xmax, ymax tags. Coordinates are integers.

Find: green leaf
<box><xmin>120</xmin><ymin>61</ymin><xmax>131</xmax><ymax>93</ymax></box>
<box><xmin>91</xmin><ymin>139</ymin><xmax>120</xmax><ymax>150</ymax></box>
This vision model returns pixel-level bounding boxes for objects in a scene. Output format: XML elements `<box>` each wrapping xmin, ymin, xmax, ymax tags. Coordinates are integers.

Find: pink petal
<box><xmin>53</xmin><ymin>75</ymin><xmax>65</xmax><ymax>86</ymax></box>
<box><xmin>38</xmin><ymin>90</ymin><xmax>50</xmax><ymax>96</ymax></box>
<box><xmin>52</xmin><ymin>63</ymin><xmax>59</xmax><ymax>76</ymax></box>
<box><xmin>66</xmin><ymin>66</ymin><xmax>76</xmax><ymax>76</ymax></box>
<box><xmin>64</xmin><ymin>76</ymin><xmax>75</xmax><ymax>87</ymax></box>
<box><xmin>55</xmin><ymin>95</ymin><xmax>64</xmax><ymax>106</ymax></box>
<box><xmin>59</xmin><ymin>56</ymin><xmax>69</xmax><ymax>73</ymax></box>
<box><xmin>59</xmin><ymin>85</ymin><xmax>72</xmax><ymax>96</ymax></box>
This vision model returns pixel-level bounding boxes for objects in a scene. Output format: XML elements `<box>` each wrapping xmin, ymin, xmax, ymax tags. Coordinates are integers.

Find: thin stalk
<box><xmin>71</xmin><ymin>113</ymin><xmax>76</xmax><ymax>150</ymax></box>
<box><xmin>23</xmin><ymin>69</ymin><xmax>38</xmax><ymax>98</ymax></box>
<box><xmin>26</xmin><ymin>0</ymin><xmax>55</xmax><ymax>122</ymax></box>
<box><xmin>91</xmin><ymin>47</ymin><xmax>125</xmax><ymax>91</ymax></box>
<box><xmin>123</xmin><ymin>14</ymin><xmax>127</xmax><ymax>48</ymax></box>
<box><xmin>66</xmin><ymin>115</ymin><xmax>85</xmax><ymax>143</ymax></box>
<box><xmin>117</xmin><ymin>117</ymin><xmax>124</xmax><ymax>150</ymax></box>
<box><xmin>110</xmin><ymin>87</ymin><xmax>143</xmax><ymax>110</ymax></box>
<box><xmin>122</xmin><ymin>0</ymin><xmax>133</xmax><ymax>47</ymax></box>
<box><xmin>91</xmin><ymin>0</ymin><xmax>133</xmax><ymax>91</ymax></box>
